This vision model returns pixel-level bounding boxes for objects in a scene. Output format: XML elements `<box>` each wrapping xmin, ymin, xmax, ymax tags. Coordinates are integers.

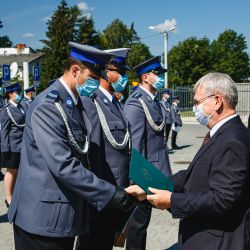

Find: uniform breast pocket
<box><xmin>32</xmin><ymin>189</ymin><xmax>74</xmax><ymax>233</ymax></box>
<box><xmin>108</xmin><ymin>121</ymin><xmax>126</xmax><ymax>143</ymax></box>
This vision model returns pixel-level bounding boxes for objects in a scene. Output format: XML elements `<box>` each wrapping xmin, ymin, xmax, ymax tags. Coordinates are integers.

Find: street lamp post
<box><xmin>163</xmin><ymin>31</ymin><xmax>168</xmax><ymax>87</ymax></box>
<box><xmin>149</xmin><ymin>25</ymin><xmax>176</xmax><ymax>88</ymax></box>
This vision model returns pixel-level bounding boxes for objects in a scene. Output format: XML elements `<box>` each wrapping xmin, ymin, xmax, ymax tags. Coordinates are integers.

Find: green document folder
<box><xmin>129</xmin><ymin>148</ymin><xmax>174</xmax><ymax>194</ymax></box>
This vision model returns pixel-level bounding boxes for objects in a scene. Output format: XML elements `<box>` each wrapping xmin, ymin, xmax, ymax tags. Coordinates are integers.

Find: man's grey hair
<box><xmin>193</xmin><ymin>72</ymin><xmax>238</xmax><ymax>108</ymax></box>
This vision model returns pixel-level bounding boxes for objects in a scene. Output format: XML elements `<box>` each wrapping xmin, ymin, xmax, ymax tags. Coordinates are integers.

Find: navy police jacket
<box><xmin>20</xmin><ymin>96</ymin><xmax>33</xmax><ymax>112</ymax></box>
<box><xmin>81</xmin><ymin>88</ymin><xmax>130</xmax><ymax>187</ymax></box>
<box><xmin>8</xmin><ymin>79</ymin><xmax>115</xmax><ymax>237</ymax></box>
<box><xmin>160</xmin><ymin>98</ymin><xmax>172</xmax><ymax>125</ymax></box>
<box><xmin>0</xmin><ymin>101</ymin><xmax>25</xmax><ymax>153</ymax></box>
<box><xmin>124</xmin><ymin>87</ymin><xmax>172</xmax><ymax>177</ymax></box>
<box><xmin>171</xmin><ymin>104</ymin><xmax>182</xmax><ymax>127</ymax></box>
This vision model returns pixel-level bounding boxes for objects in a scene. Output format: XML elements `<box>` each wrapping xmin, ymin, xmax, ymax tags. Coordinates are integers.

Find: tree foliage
<box><xmin>210</xmin><ymin>29</ymin><xmax>250</xmax><ymax>82</ymax></box>
<box><xmin>168</xmin><ymin>37</ymin><xmax>211</xmax><ymax>86</ymax></box>
<box><xmin>99</xmin><ymin>19</ymin><xmax>140</xmax><ymax>49</ymax></box>
<box><xmin>0</xmin><ymin>19</ymin><xmax>13</xmax><ymax>47</ymax></box>
<box><xmin>40</xmin><ymin>0</ymin><xmax>79</xmax><ymax>89</ymax></box>
<box><xmin>76</xmin><ymin>16</ymin><xmax>100</xmax><ymax>47</ymax></box>
<box><xmin>168</xmin><ymin>29</ymin><xmax>250</xmax><ymax>86</ymax></box>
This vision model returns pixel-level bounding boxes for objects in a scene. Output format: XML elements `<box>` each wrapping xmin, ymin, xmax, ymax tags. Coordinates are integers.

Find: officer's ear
<box><xmin>71</xmin><ymin>65</ymin><xmax>80</xmax><ymax>78</ymax></box>
<box><xmin>8</xmin><ymin>92</ymin><xmax>14</xmax><ymax>99</ymax></box>
<box><xmin>71</xmin><ymin>63</ymin><xmax>86</xmax><ymax>78</ymax></box>
<box><xmin>141</xmin><ymin>73</ymin><xmax>149</xmax><ymax>83</ymax></box>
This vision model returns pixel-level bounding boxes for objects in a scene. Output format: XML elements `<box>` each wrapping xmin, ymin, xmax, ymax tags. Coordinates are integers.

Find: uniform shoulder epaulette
<box><xmin>132</xmin><ymin>92</ymin><xmax>142</xmax><ymax>99</ymax></box>
<box><xmin>46</xmin><ymin>90</ymin><xmax>60</xmax><ymax>102</ymax></box>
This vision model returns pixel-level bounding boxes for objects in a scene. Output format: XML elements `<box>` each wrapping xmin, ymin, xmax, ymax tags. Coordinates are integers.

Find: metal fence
<box><xmin>129</xmin><ymin>83</ymin><xmax>250</xmax><ymax>122</ymax></box>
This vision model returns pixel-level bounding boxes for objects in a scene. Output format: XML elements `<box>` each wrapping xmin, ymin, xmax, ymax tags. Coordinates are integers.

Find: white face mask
<box><xmin>193</xmin><ymin>103</ymin><xmax>215</xmax><ymax>126</ymax></box>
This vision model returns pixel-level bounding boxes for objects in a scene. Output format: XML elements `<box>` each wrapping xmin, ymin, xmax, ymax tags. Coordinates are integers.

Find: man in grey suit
<box><xmin>8</xmin><ymin>42</ymin><xmax>144</xmax><ymax>250</ymax></box>
<box><xmin>124</xmin><ymin>56</ymin><xmax>172</xmax><ymax>250</ymax></box>
<box><xmin>20</xmin><ymin>85</ymin><xmax>35</xmax><ymax>112</ymax></box>
<box><xmin>77</xmin><ymin>48</ymin><xmax>131</xmax><ymax>250</ymax></box>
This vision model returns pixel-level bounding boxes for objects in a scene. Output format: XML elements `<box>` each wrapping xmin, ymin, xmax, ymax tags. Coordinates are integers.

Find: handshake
<box><xmin>106</xmin><ymin>185</ymin><xmax>172</xmax><ymax>212</ymax></box>
<box><xmin>126</xmin><ymin>185</ymin><xmax>172</xmax><ymax>210</ymax></box>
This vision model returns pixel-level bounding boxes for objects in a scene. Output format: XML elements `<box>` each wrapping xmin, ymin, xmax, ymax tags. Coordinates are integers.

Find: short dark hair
<box><xmin>65</xmin><ymin>57</ymin><xmax>104</xmax><ymax>78</ymax></box>
<box><xmin>65</xmin><ymin>57</ymin><xmax>85</xmax><ymax>71</ymax></box>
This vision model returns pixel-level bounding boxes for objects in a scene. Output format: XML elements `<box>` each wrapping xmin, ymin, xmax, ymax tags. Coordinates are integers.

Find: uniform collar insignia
<box><xmin>65</xmin><ymin>97</ymin><xmax>74</xmax><ymax>108</ymax></box>
<box><xmin>103</xmin><ymin>98</ymin><xmax>109</xmax><ymax>105</ymax></box>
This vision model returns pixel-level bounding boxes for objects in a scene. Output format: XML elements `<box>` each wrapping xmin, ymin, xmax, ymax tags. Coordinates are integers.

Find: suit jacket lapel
<box><xmin>185</xmin><ymin>137</ymin><xmax>216</xmax><ymax>181</ymax></box>
<box><xmin>185</xmin><ymin>116</ymin><xmax>241</xmax><ymax>182</ymax></box>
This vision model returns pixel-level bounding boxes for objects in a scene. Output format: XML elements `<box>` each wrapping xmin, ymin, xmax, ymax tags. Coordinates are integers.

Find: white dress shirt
<box><xmin>99</xmin><ymin>85</ymin><xmax>113</xmax><ymax>102</ymax></box>
<box><xmin>59</xmin><ymin>77</ymin><xmax>78</xmax><ymax>105</ymax></box>
<box><xmin>139</xmin><ymin>85</ymin><xmax>156</xmax><ymax>100</ymax></box>
<box><xmin>210</xmin><ymin>114</ymin><xmax>238</xmax><ymax>137</ymax></box>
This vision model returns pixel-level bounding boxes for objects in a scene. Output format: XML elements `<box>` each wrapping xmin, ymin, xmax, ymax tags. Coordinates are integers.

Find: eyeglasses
<box><xmin>193</xmin><ymin>94</ymin><xmax>215</xmax><ymax>107</ymax></box>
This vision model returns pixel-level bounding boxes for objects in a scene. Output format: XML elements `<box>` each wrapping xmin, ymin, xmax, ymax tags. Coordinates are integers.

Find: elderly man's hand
<box><xmin>147</xmin><ymin>187</ymin><xmax>172</xmax><ymax>209</ymax></box>
<box><xmin>125</xmin><ymin>185</ymin><xmax>147</xmax><ymax>201</ymax></box>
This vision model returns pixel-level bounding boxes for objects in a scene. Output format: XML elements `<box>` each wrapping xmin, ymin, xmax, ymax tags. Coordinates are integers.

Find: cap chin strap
<box><xmin>138</xmin><ymin>98</ymin><xmax>165</xmax><ymax>132</ymax></box>
<box><xmin>55</xmin><ymin>102</ymin><xmax>89</xmax><ymax>155</ymax></box>
<box><xmin>6</xmin><ymin>107</ymin><xmax>25</xmax><ymax>128</ymax></box>
<box><xmin>94</xmin><ymin>99</ymin><xmax>130</xmax><ymax>150</ymax></box>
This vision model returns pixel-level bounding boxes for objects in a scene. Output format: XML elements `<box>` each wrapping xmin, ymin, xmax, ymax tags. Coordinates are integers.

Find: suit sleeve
<box><xmin>0</xmin><ymin>108</ymin><xmax>11</xmax><ymax>152</ymax></box>
<box><xmin>170</xmin><ymin>170</ymin><xmax>187</xmax><ymax>193</ymax></box>
<box><xmin>31</xmin><ymin>101</ymin><xmax>115</xmax><ymax>211</ymax></box>
<box><xmin>171</xmin><ymin>141</ymin><xmax>249</xmax><ymax>218</ymax></box>
<box><xmin>124</xmin><ymin>99</ymin><xmax>147</xmax><ymax>157</ymax></box>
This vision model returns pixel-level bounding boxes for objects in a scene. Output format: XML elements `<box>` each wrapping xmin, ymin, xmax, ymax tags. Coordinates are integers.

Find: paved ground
<box><xmin>0</xmin><ymin>123</ymin><xmax>208</xmax><ymax>250</ymax></box>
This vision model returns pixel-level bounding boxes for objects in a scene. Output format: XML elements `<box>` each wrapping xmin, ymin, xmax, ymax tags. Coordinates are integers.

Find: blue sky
<box><xmin>1</xmin><ymin>0</ymin><xmax>250</xmax><ymax>56</ymax></box>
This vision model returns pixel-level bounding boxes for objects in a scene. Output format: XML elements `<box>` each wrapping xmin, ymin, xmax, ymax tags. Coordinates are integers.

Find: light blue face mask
<box><xmin>15</xmin><ymin>94</ymin><xmax>23</xmax><ymax>103</ymax></box>
<box><xmin>0</xmin><ymin>87</ymin><xmax>3</xmax><ymax>96</ymax></box>
<box><xmin>76</xmin><ymin>77</ymin><xmax>100</xmax><ymax>97</ymax></box>
<box><xmin>153</xmin><ymin>75</ymin><xmax>165</xmax><ymax>90</ymax></box>
<box><xmin>193</xmin><ymin>104</ymin><xmax>215</xmax><ymax>126</ymax></box>
<box><xmin>111</xmin><ymin>75</ymin><xmax>129</xmax><ymax>92</ymax></box>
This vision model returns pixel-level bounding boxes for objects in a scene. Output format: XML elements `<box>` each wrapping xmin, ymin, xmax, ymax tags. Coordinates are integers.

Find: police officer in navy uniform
<box><xmin>160</xmin><ymin>88</ymin><xmax>172</xmax><ymax>148</ymax></box>
<box><xmin>20</xmin><ymin>85</ymin><xmax>35</xmax><ymax>112</ymax></box>
<box><xmin>124</xmin><ymin>56</ymin><xmax>172</xmax><ymax>250</ymax></box>
<box><xmin>77</xmin><ymin>48</ymin><xmax>131</xmax><ymax>250</ymax></box>
<box><xmin>171</xmin><ymin>95</ymin><xmax>183</xmax><ymax>149</ymax></box>
<box><xmin>1</xmin><ymin>83</ymin><xmax>25</xmax><ymax>208</ymax></box>
<box><xmin>7</xmin><ymin>43</ymin><xmax>144</xmax><ymax>250</ymax></box>
<box><xmin>0</xmin><ymin>80</ymin><xmax>5</xmax><ymax>180</ymax></box>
